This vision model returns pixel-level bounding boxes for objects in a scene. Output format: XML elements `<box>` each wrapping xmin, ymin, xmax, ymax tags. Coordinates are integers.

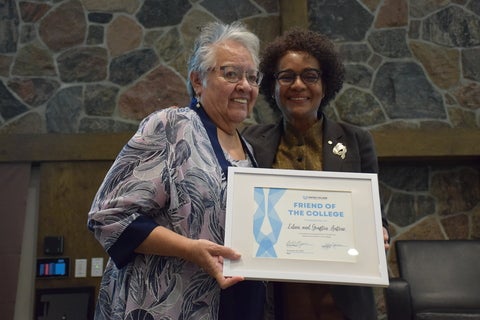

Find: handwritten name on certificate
<box><xmin>252</xmin><ymin>187</ymin><xmax>357</xmax><ymax>263</ymax></box>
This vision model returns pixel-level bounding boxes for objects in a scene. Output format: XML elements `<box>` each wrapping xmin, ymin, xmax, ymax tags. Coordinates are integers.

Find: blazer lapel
<box><xmin>251</xmin><ymin>123</ymin><xmax>282</xmax><ymax>168</ymax></box>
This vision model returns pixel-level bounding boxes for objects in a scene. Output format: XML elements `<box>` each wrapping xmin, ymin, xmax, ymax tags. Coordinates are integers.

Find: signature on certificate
<box><xmin>286</xmin><ymin>240</ymin><xmax>312</xmax><ymax>248</ymax></box>
<box><xmin>321</xmin><ymin>243</ymin><xmax>346</xmax><ymax>250</ymax></box>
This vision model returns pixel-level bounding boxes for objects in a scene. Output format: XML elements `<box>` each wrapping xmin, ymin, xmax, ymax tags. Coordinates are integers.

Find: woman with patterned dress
<box><xmin>88</xmin><ymin>22</ymin><xmax>265</xmax><ymax>320</ymax></box>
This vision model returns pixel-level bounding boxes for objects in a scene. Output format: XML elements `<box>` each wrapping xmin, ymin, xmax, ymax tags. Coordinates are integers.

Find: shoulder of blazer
<box><xmin>241</xmin><ymin>123</ymin><xmax>278</xmax><ymax>136</ymax></box>
<box><xmin>241</xmin><ymin>122</ymin><xmax>282</xmax><ymax>144</ymax></box>
<box><xmin>323</xmin><ymin>117</ymin><xmax>371</xmax><ymax>142</ymax></box>
<box><xmin>241</xmin><ymin>122</ymin><xmax>282</xmax><ymax>167</ymax></box>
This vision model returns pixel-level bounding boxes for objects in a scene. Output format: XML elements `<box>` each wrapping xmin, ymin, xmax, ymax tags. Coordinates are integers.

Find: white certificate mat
<box><xmin>224</xmin><ymin>167</ymin><xmax>389</xmax><ymax>287</ymax></box>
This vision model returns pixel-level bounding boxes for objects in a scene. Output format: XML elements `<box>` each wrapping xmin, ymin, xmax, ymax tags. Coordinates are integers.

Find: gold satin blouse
<box><xmin>273</xmin><ymin>120</ymin><xmax>324</xmax><ymax>171</ymax></box>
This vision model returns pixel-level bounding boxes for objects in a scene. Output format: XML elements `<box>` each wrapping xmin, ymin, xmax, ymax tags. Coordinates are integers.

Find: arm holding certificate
<box><xmin>240</xmin><ymin>28</ymin><xmax>389</xmax><ymax>320</ymax></box>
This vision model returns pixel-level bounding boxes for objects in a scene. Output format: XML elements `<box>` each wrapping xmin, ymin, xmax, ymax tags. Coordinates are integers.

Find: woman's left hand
<box><xmin>383</xmin><ymin>227</ymin><xmax>390</xmax><ymax>250</ymax></box>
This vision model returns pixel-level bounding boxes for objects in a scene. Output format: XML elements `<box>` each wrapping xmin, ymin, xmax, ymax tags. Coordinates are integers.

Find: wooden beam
<box><xmin>279</xmin><ymin>0</ymin><xmax>308</xmax><ymax>31</ymax></box>
<box><xmin>0</xmin><ymin>128</ymin><xmax>478</xmax><ymax>162</ymax></box>
<box><xmin>0</xmin><ymin>133</ymin><xmax>132</xmax><ymax>162</ymax></box>
<box><xmin>371</xmin><ymin>129</ymin><xmax>480</xmax><ymax>161</ymax></box>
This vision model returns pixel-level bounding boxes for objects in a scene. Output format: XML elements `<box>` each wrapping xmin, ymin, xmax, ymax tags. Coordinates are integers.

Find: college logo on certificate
<box><xmin>224</xmin><ymin>167</ymin><xmax>389</xmax><ymax>287</ymax></box>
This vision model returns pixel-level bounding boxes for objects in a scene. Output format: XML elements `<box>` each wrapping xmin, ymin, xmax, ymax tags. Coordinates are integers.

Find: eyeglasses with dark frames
<box><xmin>212</xmin><ymin>65</ymin><xmax>263</xmax><ymax>87</ymax></box>
<box><xmin>274</xmin><ymin>68</ymin><xmax>322</xmax><ymax>86</ymax></box>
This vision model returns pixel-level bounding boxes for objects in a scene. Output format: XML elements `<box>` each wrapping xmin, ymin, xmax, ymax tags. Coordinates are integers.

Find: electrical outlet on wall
<box><xmin>91</xmin><ymin>257</ymin><xmax>104</xmax><ymax>277</ymax></box>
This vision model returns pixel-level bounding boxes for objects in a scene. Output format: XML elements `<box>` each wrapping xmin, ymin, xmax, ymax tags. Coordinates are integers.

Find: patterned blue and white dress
<box><xmin>88</xmin><ymin>104</ymin><xmax>256</xmax><ymax>320</ymax></box>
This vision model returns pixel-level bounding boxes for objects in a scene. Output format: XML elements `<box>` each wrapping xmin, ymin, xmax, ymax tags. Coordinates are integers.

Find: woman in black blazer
<box><xmin>242</xmin><ymin>28</ymin><xmax>389</xmax><ymax>320</ymax></box>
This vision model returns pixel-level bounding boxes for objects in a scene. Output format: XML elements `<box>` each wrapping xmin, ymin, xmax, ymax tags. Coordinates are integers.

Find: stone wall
<box><xmin>0</xmin><ymin>0</ymin><xmax>280</xmax><ymax>133</ymax></box>
<box><xmin>1</xmin><ymin>0</ymin><xmax>478</xmax><ymax>133</ymax></box>
<box><xmin>0</xmin><ymin>0</ymin><xmax>479</xmax><ymax>318</ymax></box>
<box><xmin>308</xmin><ymin>0</ymin><xmax>479</xmax><ymax>130</ymax></box>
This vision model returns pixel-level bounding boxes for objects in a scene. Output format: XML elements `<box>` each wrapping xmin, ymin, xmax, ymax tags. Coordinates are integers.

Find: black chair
<box><xmin>385</xmin><ymin>240</ymin><xmax>480</xmax><ymax>320</ymax></box>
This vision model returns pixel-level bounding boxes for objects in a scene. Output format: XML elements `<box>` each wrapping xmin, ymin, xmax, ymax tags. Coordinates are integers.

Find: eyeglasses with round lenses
<box><xmin>215</xmin><ymin>65</ymin><xmax>263</xmax><ymax>87</ymax></box>
<box><xmin>274</xmin><ymin>68</ymin><xmax>322</xmax><ymax>86</ymax></box>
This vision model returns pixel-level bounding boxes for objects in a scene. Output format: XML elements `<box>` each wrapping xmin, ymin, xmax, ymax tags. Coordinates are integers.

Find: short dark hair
<box><xmin>260</xmin><ymin>28</ymin><xmax>345</xmax><ymax>111</ymax></box>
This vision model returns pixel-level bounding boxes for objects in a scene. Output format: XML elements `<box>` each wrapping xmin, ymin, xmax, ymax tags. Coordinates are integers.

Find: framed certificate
<box><xmin>223</xmin><ymin>167</ymin><xmax>389</xmax><ymax>287</ymax></box>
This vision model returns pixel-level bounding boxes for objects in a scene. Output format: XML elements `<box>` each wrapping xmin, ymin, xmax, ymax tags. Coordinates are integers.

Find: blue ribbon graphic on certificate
<box><xmin>253</xmin><ymin>187</ymin><xmax>285</xmax><ymax>257</ymax></box>
<box><xmin>253</xmin><ymin>187</ymin><xmax>357</xmax><ymax>263</ymax></box>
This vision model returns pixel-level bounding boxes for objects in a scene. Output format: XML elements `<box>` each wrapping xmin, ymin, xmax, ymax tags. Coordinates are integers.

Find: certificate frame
<box><xmin>224</xmin><ymin>167</ymin><xmax>389</xmax><ymax>287</ymax></box>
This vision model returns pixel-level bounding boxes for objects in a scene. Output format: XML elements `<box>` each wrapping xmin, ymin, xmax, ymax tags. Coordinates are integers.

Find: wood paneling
<box><xmin>36</xmin><ymin>161</ymin><xmax>112</xmax><ymax>298</ymax></box>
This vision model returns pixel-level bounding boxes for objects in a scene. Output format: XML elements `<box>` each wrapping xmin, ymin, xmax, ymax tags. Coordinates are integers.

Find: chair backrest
<box><xmin>395</xmin><ymin>240</ymin><xmax>480</xmax><ymax>312</ymax></box>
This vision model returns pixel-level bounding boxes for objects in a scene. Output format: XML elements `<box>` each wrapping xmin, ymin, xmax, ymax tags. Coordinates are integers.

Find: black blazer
<box><xmin>242</xmin><ymin>116</ymin><xmax>385</xmax><ymax>320</ymax></box>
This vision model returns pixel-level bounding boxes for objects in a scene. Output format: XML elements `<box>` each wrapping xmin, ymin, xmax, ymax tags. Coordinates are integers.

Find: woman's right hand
<box><xmin>187</xmin><ymin>239</ymin><xmax>245</xmax><ymax>289</ymax></box>
<box><xmin>136</xmin><ymin>227</ymin><xmax>244</xmax><ymax>289</ymax></box>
